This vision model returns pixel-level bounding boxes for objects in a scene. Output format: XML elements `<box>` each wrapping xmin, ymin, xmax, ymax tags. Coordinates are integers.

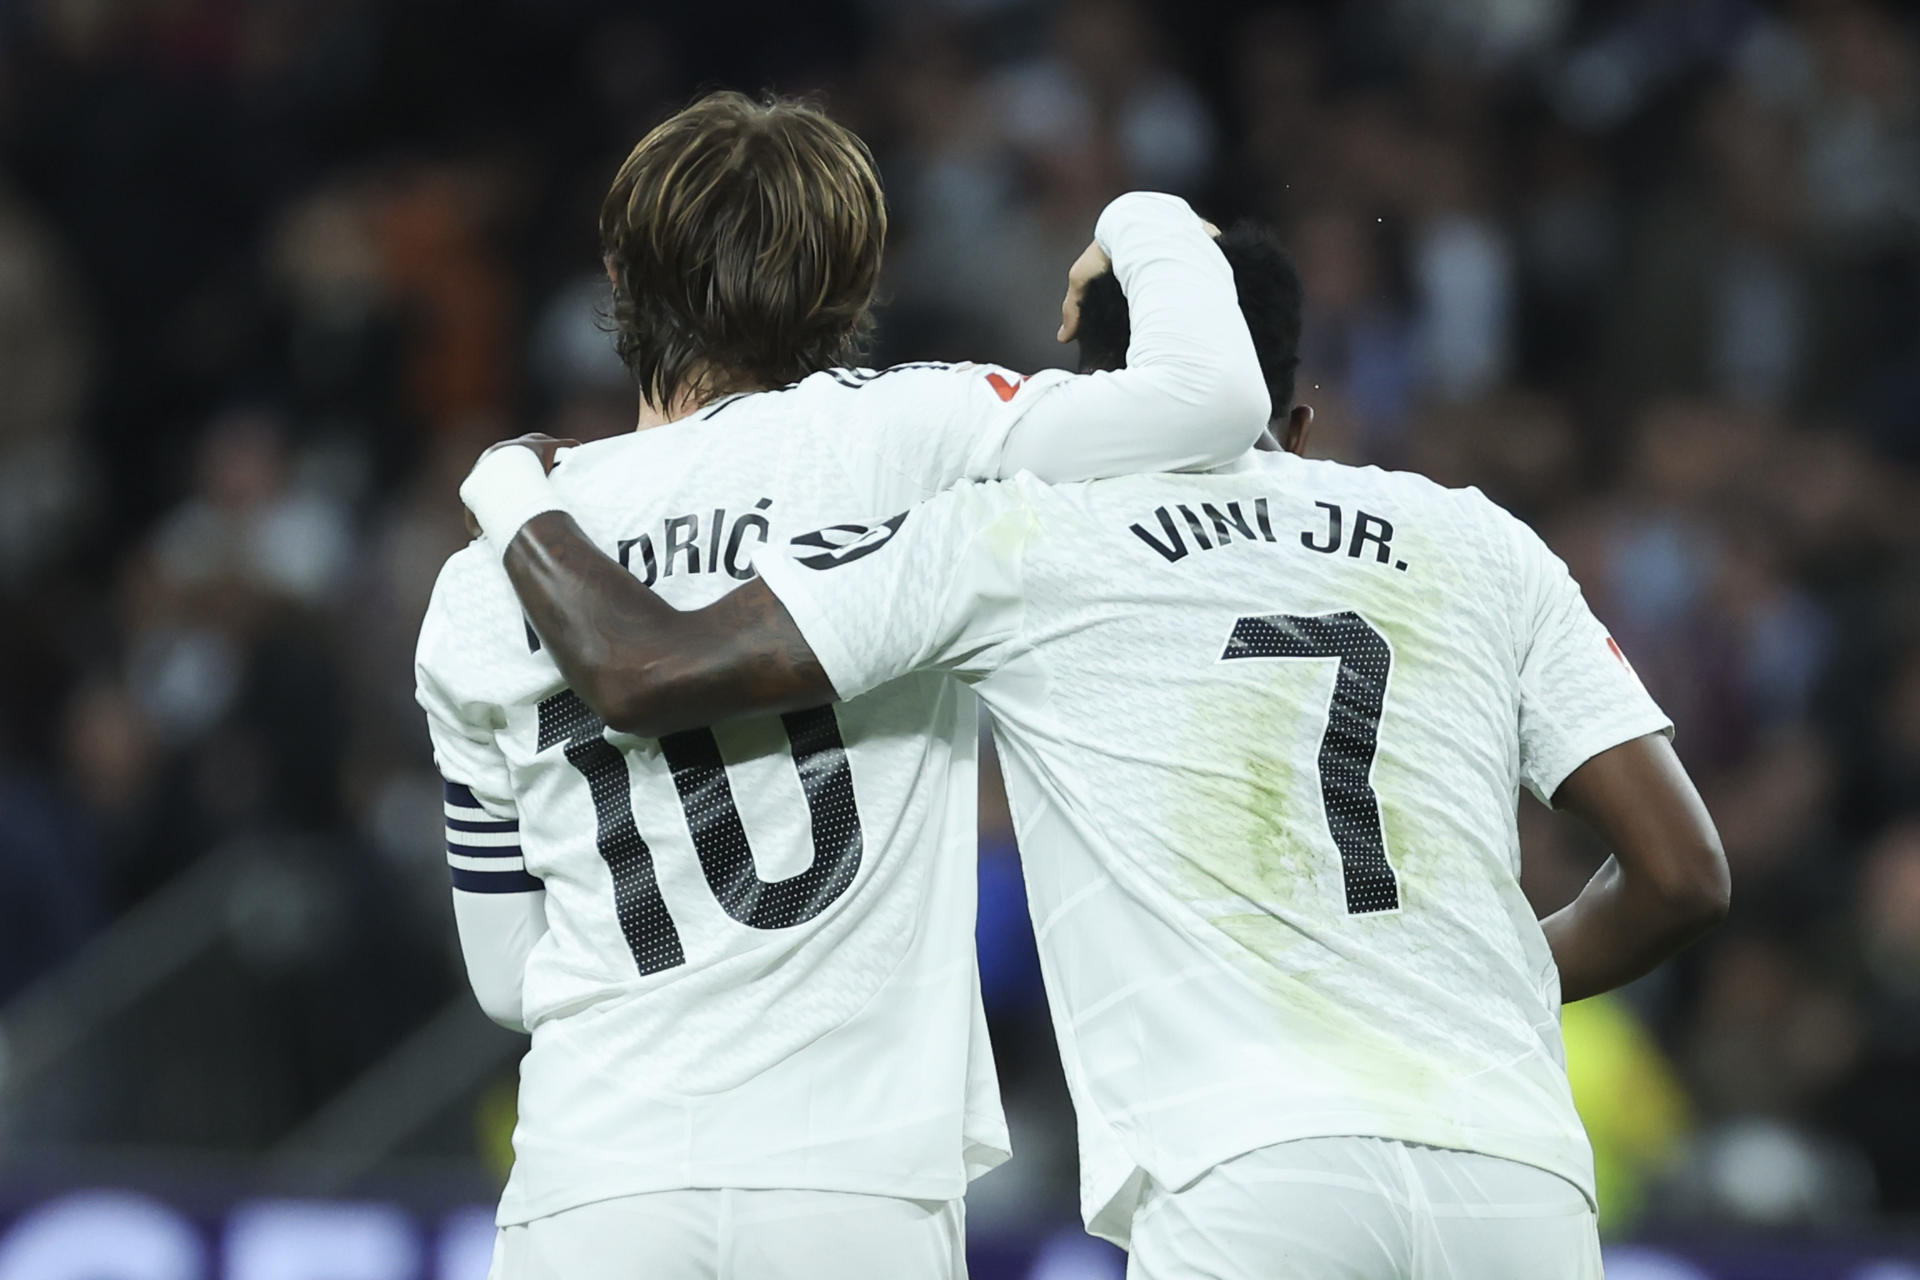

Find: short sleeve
<box><xmin>1507</xmin><ymin>516</ymin><xmax>1673</xmax><ymax>805</ymax></box>
<box><xmin>754</xmin><ymin>478</ymin><xmax>1038</xmax><ymax>701</ymax></box>
<box><xmin>415</xmin><ymin>582</ymin><xmax>516</xmax><ymax>815</ymax></box>
<box><xmin>418</xmin><ymin>670</ymin><xmax>515</xmax><ymax>812</ymax></box>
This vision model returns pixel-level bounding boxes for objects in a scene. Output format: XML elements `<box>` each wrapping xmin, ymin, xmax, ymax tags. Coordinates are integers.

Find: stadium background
<box><xmin>0</xmin><ymin>0</ymin><xmax>1915</xmax><ymax>1275</ymax></box>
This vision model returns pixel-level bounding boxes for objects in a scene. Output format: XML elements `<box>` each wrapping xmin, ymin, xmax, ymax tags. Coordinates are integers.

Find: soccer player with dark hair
<box><xmin>465</xmin><ymin>211</ymin><xmax>1729</xmax><ymax>1276</ymax></box>
<box><xmin>1078</xmin><ymin>221</ymin><xmax>1312</xmax><ymax>455</ymax></box>
<box><xmin>416</xmin><ymin>90</ymin><xmax>1268</xmax><ymax>1278</ymax></box>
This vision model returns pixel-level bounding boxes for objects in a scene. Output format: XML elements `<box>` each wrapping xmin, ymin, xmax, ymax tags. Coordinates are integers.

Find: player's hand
<box><xmin>1056</xmin><ymin>219</ymin><xmax>1222</xmax><ymax>344</ymax></box>
<box><xmin>1057</xmin><ymin>241</ymin><xmax>1111</xmax><ymax>344</ymax></box>
<box><xmin>463</xmin><ymin>433</ymin><xmax>580</xmax><ymax>537</ymax></box>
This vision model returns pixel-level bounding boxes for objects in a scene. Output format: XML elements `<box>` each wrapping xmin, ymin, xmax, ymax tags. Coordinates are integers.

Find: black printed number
<box><xmin>536</xmin><ymin>692</ymin><xmax>865</xmax><ymax>974</ymax></box>
<box><xmin>1221</xmin><ymin>612</ymin><xmax>1399</xmax><ymax>914</ymax></box>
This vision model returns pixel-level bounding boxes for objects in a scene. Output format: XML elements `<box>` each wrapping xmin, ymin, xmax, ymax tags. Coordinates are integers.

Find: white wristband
<box><xmin>459</xmin><ymin>446</ymin><xmax>564</xmax><ymax>553</ymax></box>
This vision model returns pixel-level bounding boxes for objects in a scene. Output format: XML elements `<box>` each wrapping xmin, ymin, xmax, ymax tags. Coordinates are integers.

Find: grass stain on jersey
<box><xmin>1155</xmin><ymin>599</ymin><xmax>1458</xmax><ymax>1105</ymax></box>
<box><xmin>1167</xmin><ymin>677</ymin><xmax>1329</xmax><ymax>924</ymax></box>
<box><xmin>983</xmin><ymin>496</ymin><xmax>1042</xmax><ymax>565</ymax></box>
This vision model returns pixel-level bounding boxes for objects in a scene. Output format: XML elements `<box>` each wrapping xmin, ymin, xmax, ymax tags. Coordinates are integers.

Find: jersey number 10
<box><xmin>535</xmin><ymin>690</ymin><xmax>864</xmax><ymax>974</ymax></box>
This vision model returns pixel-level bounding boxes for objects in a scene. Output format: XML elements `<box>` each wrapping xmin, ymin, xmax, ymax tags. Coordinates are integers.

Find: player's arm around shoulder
<box><xmin>451</xmin><ymin>430</ymin><xmax>835</xmax><ymax>736</ymax></box>
<box><xmin>497</xmin><ymin>475</ymin><xmax>1031</xmax><ymax>740</ymax></box>
<box><xmin>502</xmin><ymin>509</ymin><xmax>835</xmax><ymax>739</ymax></box>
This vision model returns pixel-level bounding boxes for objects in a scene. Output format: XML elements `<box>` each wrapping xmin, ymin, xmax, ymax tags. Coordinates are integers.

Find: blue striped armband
<box><xmin>445</xmin><ymin>780</ymin><xmax>541</xmax><ymax>893</ymax></box>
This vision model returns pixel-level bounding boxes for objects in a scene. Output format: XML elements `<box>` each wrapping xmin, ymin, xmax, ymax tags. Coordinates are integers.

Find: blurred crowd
<box><xmin>0</xmin><ymin>0</ymin><xmax>1916</xmax><ymax>1244</ymax></box>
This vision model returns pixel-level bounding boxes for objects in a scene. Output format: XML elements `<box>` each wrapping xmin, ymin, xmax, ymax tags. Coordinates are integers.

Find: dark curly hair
<box><xmin>1076</xmin><ymin>221</ymin><xmax>1303</xmax><ymax>416</ymax></box>
<box><xmin>599</xmin><ymin>91</ymin><xmax>888</xmax><ymax>411</ymax></box>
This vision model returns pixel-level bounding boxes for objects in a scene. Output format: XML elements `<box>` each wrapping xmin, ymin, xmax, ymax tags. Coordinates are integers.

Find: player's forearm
<box><xmin>1002</xmin><ymin>193</ymin><xmax>1269</xmax><ymax>480</ymax></box>
<box><xmin>1542</xmin><ymin>734</ymin><xmax>1729</xmax><ymax>1002</ymax></box>
<box><xmin>504</xmin><ymin>513</ymin><xmax>833</xmax><ymax>737</ymax></box>
<box><xmin>1102</xmin><ymin>192</ymin><xmax>1270</xmax><ymax>445</ymax></box>
<box><xmin>501</xmin><ymin>511</ymin><xmax>687</xmax><ymax>732</ymax></box>
<box><xmin>1542</xmin><ymin>854</ymin><xmax>1728</xmax><ymax>1002</ymax></box>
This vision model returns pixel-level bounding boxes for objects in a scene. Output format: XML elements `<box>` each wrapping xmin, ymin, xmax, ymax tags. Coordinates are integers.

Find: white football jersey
<box><xmin>756</xmin><ymin>450</ymin><xmax>1673</xmax><ymax>1245</ymax></box>
<box><xmin>415</xmin><ymin>363</ymin><xmax>1103</xmax><ymax>1225</ymax></box>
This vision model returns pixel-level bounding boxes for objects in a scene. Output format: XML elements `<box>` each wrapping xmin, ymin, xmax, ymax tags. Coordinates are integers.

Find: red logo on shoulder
<box><xmin>985</xmin><ymin>371</ymin><xmax>1028</xmax><ymax>402</ymax></box>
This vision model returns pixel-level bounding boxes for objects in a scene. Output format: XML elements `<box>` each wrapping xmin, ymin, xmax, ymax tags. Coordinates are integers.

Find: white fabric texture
<box><xmin>485</xmin><ymin>1190</ymin><xmax>965</xmax><ymax>1280</ymax></box>
<box><xmin>756</xmin><ymin>450</ymin><xmax>1671</xmax><ymax>1242</ymax></box>
<box><xmin>1125</xmin><ymin>1138</ymin><xmax>1601</xmax><ymax>1280</ymax></box>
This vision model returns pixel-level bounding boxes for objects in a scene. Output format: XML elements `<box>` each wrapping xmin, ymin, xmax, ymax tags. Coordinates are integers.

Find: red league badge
<box><xmin>985</xmin><ymin>371</ymin><xmax>1027</xmax><ymax>402</ymax></box>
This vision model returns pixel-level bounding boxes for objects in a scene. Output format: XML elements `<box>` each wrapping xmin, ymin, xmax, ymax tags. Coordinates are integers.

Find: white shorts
<box><xmin>486</xmin><ymin>1189</ymin><xmax>967</xmax><ymax>1280</ymax></box>
<box><xmin>1126</xmin><ymin>1137</ymin><xmax>1602</xmax><ymax>1280</ymax></box>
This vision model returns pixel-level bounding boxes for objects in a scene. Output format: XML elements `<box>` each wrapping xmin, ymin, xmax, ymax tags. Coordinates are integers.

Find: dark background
<box><xmin>0</xmin><ymin>0</ymin><xmax>1916</xmax><ymax>1270</ymax></box>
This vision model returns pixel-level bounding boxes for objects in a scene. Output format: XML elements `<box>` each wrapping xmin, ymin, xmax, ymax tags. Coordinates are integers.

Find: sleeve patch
<box><xmin>790</xmin><ymin>511</ymin><xmax>909</xmax><ymax>570</ymax></box>
<box><xmin>985</xmin><ymin>371</ymin><xmax>1029</xmax><ymax>402</ymax></box>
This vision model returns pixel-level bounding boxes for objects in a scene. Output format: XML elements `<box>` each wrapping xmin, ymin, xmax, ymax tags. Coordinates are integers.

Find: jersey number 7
<box><xmin>535</xmin><ymin>690</ymin><xmax>864</xmax><ymax>974</ymax></box>
<box><xmin>1222</xmin><ymin>611</ymin><xmax>1400</xmax><ymax>914</ymax></box>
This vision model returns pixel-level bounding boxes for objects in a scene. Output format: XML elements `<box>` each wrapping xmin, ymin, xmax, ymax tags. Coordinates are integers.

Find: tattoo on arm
<box><xmin>502</xmin><ymin>511</ymin><xmax>834</xmax><ymax>737</ymax></box>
